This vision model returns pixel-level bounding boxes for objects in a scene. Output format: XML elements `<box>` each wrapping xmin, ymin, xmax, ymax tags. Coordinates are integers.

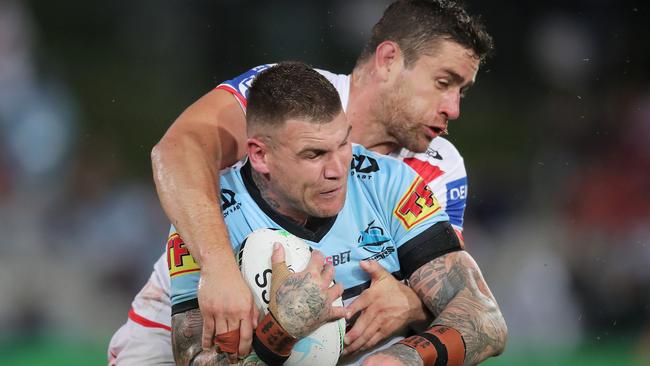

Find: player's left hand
<box><xmin>343</xmin><ymin>260</ymin><xmax>429</xmax><ymax>355</ymax></box>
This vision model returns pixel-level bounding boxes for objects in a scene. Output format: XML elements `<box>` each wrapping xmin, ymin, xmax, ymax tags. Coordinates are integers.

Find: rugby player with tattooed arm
<box><xmin>108</xmin><ymin>1</ymin><xmax>506</xmax><ymax>365</ymax></box>
<box><xmin>169</xmin><ymin>62</ymin><xmax>505</xmax><ymax>366</ymax></box>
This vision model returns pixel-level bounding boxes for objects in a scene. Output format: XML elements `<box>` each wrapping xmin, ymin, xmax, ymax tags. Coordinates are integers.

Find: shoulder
<box><xmin>398</xmin><ymin>137</ymin><xmax>463</xmax><ymax>167</ymax></box>
<box><xmin>391</xmin><ymin>137</ymin><xmax>466</xmax><ymax>183</ymax></box>
<box><xmin>428</xmin><ymin>136</ymin><xmax>463</xmax><ymax>160</ymax></box>
<box><xmin>314</xmin><ymin>68</ymin><xmax>349</xmax><ymax>88</ymax></box>
<box><xmin>352</xmin><ymin>144</ymin><xmax>416</xmax><ymax>173</ymax></box>
<box><xmin>315</xmin><ymin>68</ymin><xmax>350</xmax><ymax>111</ymax></box>
<box><xmin>350</xmin><ymin>144</ymin><xmax>420</xmax><ymax>189</ymax></box>
<box><xmin>215</xmin><ymin>64</ymin><xmax>275</xmax><ymax>106</ymax></box>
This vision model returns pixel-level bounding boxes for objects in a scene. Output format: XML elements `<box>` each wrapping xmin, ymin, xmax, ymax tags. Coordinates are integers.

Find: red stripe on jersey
<box><xmin>216</xmin><ymin>85</ymin><xmax>248</xmax><ymax>108</ymax></box>
<box><xmin>109</xmin><ymin>350</ymin><xmax>117</xmax><ymax>365</ymax></box>
<box><xmin>454</xmin><ymin>227</ymin><xmax>464</xmax><ymax>245</ymax></box>
<box><xmin>128</xmin><ymin>308</ymin><xmax>172</xmax><ymax>332</ymax></box>
<box><xmin>403</xmin><ymin>158</ymin><xmax>444</xmax><ymax>184</ymax></box>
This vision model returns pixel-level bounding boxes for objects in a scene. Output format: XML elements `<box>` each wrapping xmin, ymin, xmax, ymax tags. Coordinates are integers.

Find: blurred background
<box><xmin>1</xmin><ymin>0</ymin><xmax>648</xmax><ymax>365</ymax></box>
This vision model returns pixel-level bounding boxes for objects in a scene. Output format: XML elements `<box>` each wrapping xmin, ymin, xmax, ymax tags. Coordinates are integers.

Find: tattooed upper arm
<box><xmin>171</xmin><ymin>309</ymin><xmax>232</xmax><ymax>366</ymax></box>
<box><xmin>407</xmin><ymin>251</ymin><xmax>487</xmax><ymax>316</ymax></box>
<box><xmin>407</xmin><ymin>251</ymin><xmax>507</xmax><ymax>364</ymax></box>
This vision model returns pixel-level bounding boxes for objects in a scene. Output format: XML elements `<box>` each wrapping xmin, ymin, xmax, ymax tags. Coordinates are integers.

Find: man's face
<box><xmin>374</xmin><ymin>40</ymin><xmax>480</xmax><ymax>152</ymax></box>
<box><xmin>264</xmin><ymin>112</ymin><xmax>352</xmax><ymax>220</ymax></box>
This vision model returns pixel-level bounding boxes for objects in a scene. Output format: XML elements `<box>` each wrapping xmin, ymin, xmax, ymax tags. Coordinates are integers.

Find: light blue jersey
<box><xmin>169</xmin><ymin>144</ymin><xmax>462</xmax><ymax>314</ymax></box>
<box><xmin>216</xmin><ymin>64</ymin><xmax>469</xmax><ymax>234</ymax></box>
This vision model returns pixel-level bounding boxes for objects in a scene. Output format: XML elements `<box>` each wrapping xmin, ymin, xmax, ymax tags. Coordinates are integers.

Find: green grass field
<box><xmin>0</xmin><ymin>335</ymin><xmax>644</xmax><ymax>366</ymax></box>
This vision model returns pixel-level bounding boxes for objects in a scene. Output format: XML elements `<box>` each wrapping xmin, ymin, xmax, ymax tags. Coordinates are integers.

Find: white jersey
<box><xmin>108</xmin><ymin>66</ymin><xmax>469</xmax><ymax>365</ymax></box>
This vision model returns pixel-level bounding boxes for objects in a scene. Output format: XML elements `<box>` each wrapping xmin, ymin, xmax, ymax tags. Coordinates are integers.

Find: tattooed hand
<box><xmin>171</xmin><ymin>244</ymin><xmax>346</xmax><ymax>365</ymax></box>
<box><xmin>270</xmin><ymin>243</ymin><xmax>346</xmax><ymax>338</ymax></box>
<box><xmin>343</xmin><ymin>260</ymin><xmax>429</xmax><ymax>355</ymax></box>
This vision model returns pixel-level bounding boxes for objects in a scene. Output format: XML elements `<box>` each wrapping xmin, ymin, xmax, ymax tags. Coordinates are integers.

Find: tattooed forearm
<box><xmin>409</xmin><ymin>251</ymin><xmax>508</xmax><ymax>365</ymax></box>
<box><xmin>172</xmin><ymin>308</ymin><xmax>267</xmax><ymax>366</ymax></box>
<box><xmin>372</xmin><ymin>343</ymin><xmax>424</xmax><ymax>366</ymax></box>
<box><xmin>274</xmin><ymin>271</ymin><xmax>327</xmax><ymax>338</ymax></box>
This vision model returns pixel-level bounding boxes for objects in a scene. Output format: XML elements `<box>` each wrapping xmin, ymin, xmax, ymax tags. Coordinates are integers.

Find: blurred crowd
<box><xmin>0</xmin><ymin>0</ymin><xmax>648</xmax><ymax>364</ymax></box>
<box><xmin>0</xmin><ymin>0</ymin><xmax>168</xmax><ymax>341</ymax></box>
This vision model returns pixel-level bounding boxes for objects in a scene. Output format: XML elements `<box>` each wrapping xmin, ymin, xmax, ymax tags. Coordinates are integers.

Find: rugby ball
<box><xmin>237</xmin><ymin>228</ymin><xmax>345</xmax><ymax>366</ymax></box>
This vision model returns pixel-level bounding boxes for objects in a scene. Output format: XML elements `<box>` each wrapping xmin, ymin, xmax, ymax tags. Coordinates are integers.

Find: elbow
<box><xmin>151</xmin><ymin>134</ymin><xmax>184</xmax><ymax>187</ymax></box>
<box><xmin>151</xmin><ymin>137</ymin><xmax>173</xmax><ymax>177</ymax></box>
<box><xmin>491</xmin><ymin>306</ymin><xmax>508</xmax><ymax>356</ymax></box>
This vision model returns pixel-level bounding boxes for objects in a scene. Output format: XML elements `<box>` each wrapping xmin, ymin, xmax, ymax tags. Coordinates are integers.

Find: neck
<box><xmin>348</xmin><ymin>65</ymin><xmax>402</xmax><ymax>155</ymax></box>
<box><xmin>251</xmin><ymin>170</ymin><xmax>308</xmax><ymax>226</ymax></box>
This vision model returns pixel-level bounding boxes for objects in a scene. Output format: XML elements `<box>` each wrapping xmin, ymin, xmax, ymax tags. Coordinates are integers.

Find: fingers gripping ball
<box><xmin>237</xmin><ymin>228</ymin><xmax>345</xmax><ymax>366</ymax></box>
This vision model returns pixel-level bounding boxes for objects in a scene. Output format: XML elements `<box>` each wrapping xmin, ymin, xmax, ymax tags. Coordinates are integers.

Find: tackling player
<box><xmin>109</xmin><ymin>0</ymin><xmax>499</xmax><ymax>364</ymax></box>
<box><xmin>170</xmin><ymin>62</ymin><xmax>505</xmax><ymax>366</ymax></box>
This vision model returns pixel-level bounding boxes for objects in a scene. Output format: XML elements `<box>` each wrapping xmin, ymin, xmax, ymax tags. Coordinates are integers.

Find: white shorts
<box><xmin>108</xmin><ymin>317</ymin><xmax>174</xmax><ymax>366</ymax></box>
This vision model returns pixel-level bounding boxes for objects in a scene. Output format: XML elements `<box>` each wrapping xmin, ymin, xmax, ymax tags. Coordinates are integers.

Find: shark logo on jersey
<box><xmin>358</xmin><ymin>220</ymin><xmax>394</xmax><ymax>260</ymax></box>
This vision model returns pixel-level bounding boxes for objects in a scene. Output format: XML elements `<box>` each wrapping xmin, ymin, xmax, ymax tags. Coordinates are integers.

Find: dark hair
<box><xmin>246</xmin><ymin>62</ymin><xmax>342</xmax><ymax>136</ymax></box>
<box><xmin>357</xmin><ymin>0</ymin><xmax>494</xmax><ymax>67</ymax></box>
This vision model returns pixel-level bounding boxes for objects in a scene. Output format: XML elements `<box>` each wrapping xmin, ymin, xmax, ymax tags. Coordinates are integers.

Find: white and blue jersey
<box><xmin>169</xmin><ymin>144</ymin><xmax>463</xmax><ymax>314</ymax></box>
<box><xmin>110</xmin><ymin>65</ymin><xmax>470</xmax><ymax>366</ymax></box>
<box><xmin>216</xmin><ymin>65</ymin><xmax>468</xmax><ymax>237</ymax></box>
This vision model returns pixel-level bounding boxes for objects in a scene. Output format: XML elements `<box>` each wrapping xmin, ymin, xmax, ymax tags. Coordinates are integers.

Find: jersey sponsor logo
<box><xmin>221</xmin><ymin>189</ymin><xmax>242</xmax><ymax>217</ymax></box>
<box><xmin>358</xmin><ymin>220</ymin><xmax>394</xmax><ymax>261</ymax></box>
<box><xmin>351</xmin><ymin>154</ymin><xmax>379</xmax><ymax>180</ymax></box>
<box><xmin>394</xmin><ymin>178</ymin><xmax>442</xmax><ymax>229</ymax></box>
<box><xmin>325</xmin><ymin>250</ymin><xmax>351</xmax><ymax>266</ymax></box>
<box><xmin>446</xmin><ymin>177</ymin><xmax>468</xmax><ymax>202</ymax></box>
<box><xmin>445</xmin><ymin>177</ymin><xmax>467</xmax><ymax>228</ymax></box>
<box><xmin>166</xmin><ymin>233</ymin><xmax>200</xmax><ymax>277</ymax></box>
<box><xmin>425</xmin><ymin>148</ymin><xmax>443</xmax><ymax>160</ymax></box>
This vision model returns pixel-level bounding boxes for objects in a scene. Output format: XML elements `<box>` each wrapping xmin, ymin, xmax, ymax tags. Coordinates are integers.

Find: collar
<box><xmin>240</xmin><ymin>160</ymin><xmax>338</xmax><ymax>243</ymax></box>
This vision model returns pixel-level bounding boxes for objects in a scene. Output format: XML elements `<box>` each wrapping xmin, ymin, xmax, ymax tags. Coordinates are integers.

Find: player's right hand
<box><xmin>198</xmin><ymin>261</ymin><xmax>259</xmax><ymax>361</ymax></box>
<box><xmin>343</xmin><ymin>260</ymin><xmax>428</xmax><ymax>355</ymax></box>
<box><xmin>270</xmin><ymin>243</ymin><xmax>346</xmax><ymax>339</ymax></box>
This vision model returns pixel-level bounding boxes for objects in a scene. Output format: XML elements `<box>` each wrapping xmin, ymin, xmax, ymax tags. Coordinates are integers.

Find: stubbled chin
<box><xmin>314</xmin><ymin>199</ymin><xmax>345</xmax><ymax>217</ymax></box>
<box><xmin>408</xmin><ymin>137</ymin><xmax>433</xmax><ymax>153</ymax></box>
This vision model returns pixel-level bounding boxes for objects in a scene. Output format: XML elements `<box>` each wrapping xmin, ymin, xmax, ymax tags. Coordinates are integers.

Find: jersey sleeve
<box><xmin>364</xmin><ymin>147</ymin><xmax>463</xmax><ymax>279</ymax></box>
<box><xmin>166</xmin><ymin>225</ymin><xmax>201</xmax><ymax>315</ymax></box>
<box><xmin>400</xmin><ymin>138</ymin><xmax>468</xmax><ymax>237</ymax></box>
<box><xmin>429</xmin><ymin>152</ymin><xmax>467</xmax><ymax>233</ymax></box>
<box><xmin>215</xmin><ymin>64</ymin><xmax>274</xmax><ymax>112</ymax></box>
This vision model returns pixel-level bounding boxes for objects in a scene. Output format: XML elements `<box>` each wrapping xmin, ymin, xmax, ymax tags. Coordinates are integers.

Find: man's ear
<box><xmin>247</xmin><ymin>137</ymin><xmax>271</xmax><ymax>174</ymax></box>
<box><xmin>373</xmin><ymin>40</ymin><xmax>404</xmax><ymax>83</ymax></box>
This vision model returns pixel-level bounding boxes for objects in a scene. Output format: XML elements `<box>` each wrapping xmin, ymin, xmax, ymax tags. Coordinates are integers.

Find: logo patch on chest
<box><xmin>358</xmin><ymin>220</ymin><xmax>395</xmax><ymax>261</ymax></box>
